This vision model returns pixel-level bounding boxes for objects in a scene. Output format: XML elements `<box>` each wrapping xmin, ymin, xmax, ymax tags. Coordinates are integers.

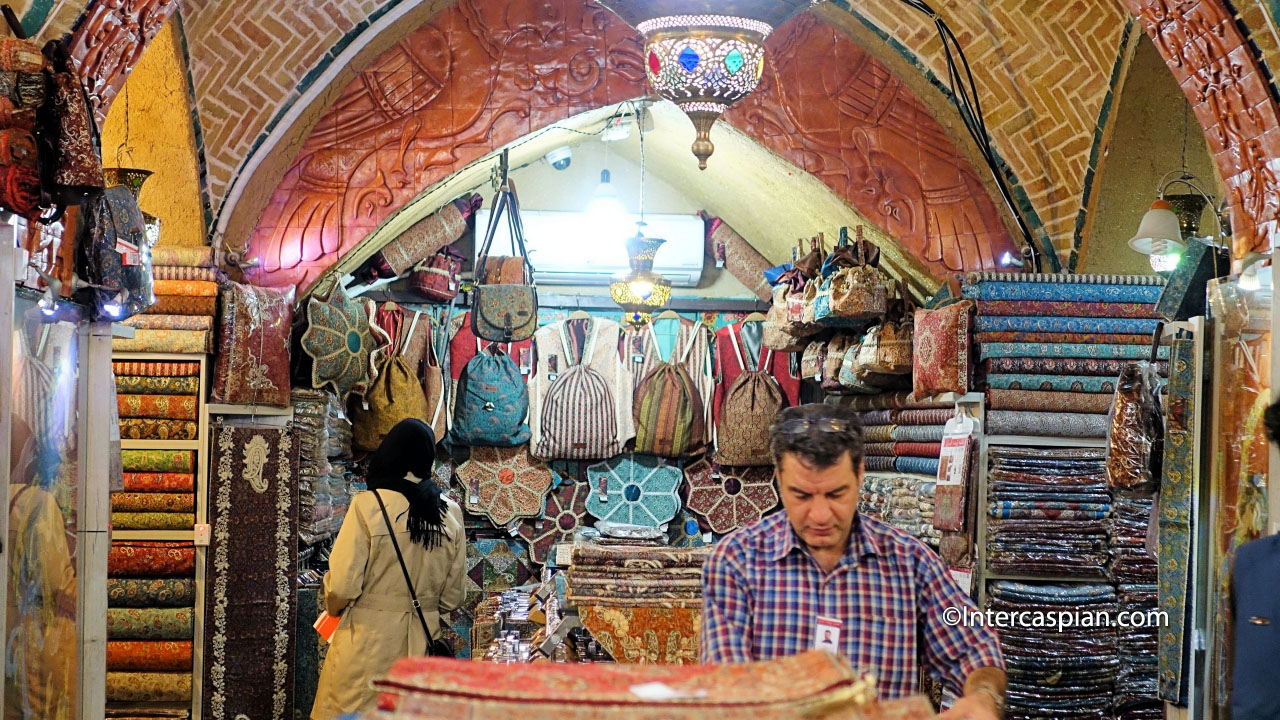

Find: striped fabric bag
<box><xmin>633</xmin><ymin>326</ymin><xmax>705</xmax><ymax>457</ymax></box>
<box><xmin>535</xmin><ymin>322</ymin><xmax>620</xmax><ymax>460</ymax></box>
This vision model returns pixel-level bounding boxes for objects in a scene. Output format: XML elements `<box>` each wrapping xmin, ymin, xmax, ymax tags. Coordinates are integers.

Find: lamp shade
<box><xmin>1128</xmin><ymin>200</ymin><xmax>1186</xmax><ymax>257</ymax></box>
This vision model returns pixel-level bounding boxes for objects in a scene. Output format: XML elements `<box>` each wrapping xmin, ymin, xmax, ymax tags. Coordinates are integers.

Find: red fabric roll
<box><xmin>108</xmin><ymin>542</ymin><xmax>195</xmax><ymax>577</ymax></box>
<box><xmin>893</xmin><ymin>442</ymin><xmax>943</xmax><ymax>458</ymax></box>
<box><xmin>107</xmin><ymin>641</ymin><xmax>193</xmax><ymax>671</ymax></box>
<box><xmin>122</xmin><ymin>473</ymin><xmax>195</xmax><ymax>493</ymax></box>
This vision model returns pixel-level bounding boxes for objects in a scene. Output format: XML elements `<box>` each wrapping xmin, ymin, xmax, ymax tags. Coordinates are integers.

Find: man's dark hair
<box><xmin>1265</xmin><ymin>399</ymin><xmax>1280</xmax><ymax>446</ymax></box>
<box><xmin>769</xmin><ymin>403</ymin><xmax>864</xmax><ymax>471</ymax></box>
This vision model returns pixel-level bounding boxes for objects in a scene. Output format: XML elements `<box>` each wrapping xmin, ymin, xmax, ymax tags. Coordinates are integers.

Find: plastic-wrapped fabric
<box><xmin>975</xmin><ymin>315</ymin><xmax>1162</xmax><ymax>334</ymax></box>
<box><xmin>122</xmin><ymin>314</ymin><xmax>213</xmax><ymax>331</ymax></box>
<box><xmin>894</xmin><ymin>456</ymin><xmax>939</xmax><ymax>475</ymax></box>
<box><xmin>107</xmin><ymin>641</ymin><xmax>193</xmax><ymax>671</ymax></box>
<box><xmin>963</xmin><ymin>281</ymin><xmax>1163</xmax><ymax>303</ymax></box>
<box><xmin>112</xmin><ymin>330</ymin><xmax>211</xmax><ymax>354</ymax></box>
<box><xmin>862</xmin><ymin>425</ymin><xmax>895</xmax><ymax>443</ymax></box>
<box><xmin>211</xmin><ymin>282</ymin><xmax>295</xmax><ymax>406</ymax></box>
<box><xmin>865</xmin><ymin>456</ymin><xmax>894</xmax><ymax>472</ymax></box>
<box><xmin>122</xmin><ymin>473</ymin><xmax>194</xmax><ymax>493</ymax></box>
<box><xmin>108</xmin><ymin>541</ymin><xmax>195</xmax><ymax>576</ymax></box>
<box><xmin>113</xmin><ymin>361</ymin><xmax>201</xmax><ymax>377</ymax></box>
<box><xmin>150</xmin><ymin>247</ymin><xmax>214</xmax><ymax>267</ymax></box>
<box><xmin>141</xmin><ymin>295</ymin><xmax>217</xmax><ymax>316</ymax></box>
<box><xmin>891</xmin><ymin>408</ymin><xmax>954</xmax><ymax>426</ymax></box>
<box><xmin>1106</xmin><ymin>362</ymin><xmax>1163</xmax><ymax>491</ymax></box>
<box><xmin>863</xmin><ymin>442</ymin><xmax>895</xmax><ymax>457</ymax></box>
<box><xmin>984</xmin><ymin>356</ymin><xmax>1168</xmax><ymax>377</ymax></box>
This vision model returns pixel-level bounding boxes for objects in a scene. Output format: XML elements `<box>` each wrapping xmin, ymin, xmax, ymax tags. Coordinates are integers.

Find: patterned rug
<box><xmin>204</xmin><ymin>425</ymin><xmax>300</xmax><ymax>720</ymax></box>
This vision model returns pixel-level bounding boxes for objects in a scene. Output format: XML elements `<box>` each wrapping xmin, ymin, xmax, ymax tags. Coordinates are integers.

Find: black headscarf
<box><xmin>365</xmin><ymin>419</ymin><xmax>448</xmax><ymax>549</ymax></box>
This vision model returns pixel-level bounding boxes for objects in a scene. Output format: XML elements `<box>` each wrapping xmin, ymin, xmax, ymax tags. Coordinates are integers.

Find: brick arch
<box><xmin>240</xmin><ymin>0</ymin><xmax>1019</xmax><ymax>290</ymax></box>
<box><xmin>1121</xmin><ymin>0</ymin><xmax>1280</xmax><ymax>261</ymax></box>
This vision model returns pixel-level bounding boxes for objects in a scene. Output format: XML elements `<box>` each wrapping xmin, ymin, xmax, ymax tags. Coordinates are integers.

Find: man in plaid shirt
<box><xmin>701</xmin><ymin>404</ymin><xmax>1006</xmax><ymax>719</ymax></box>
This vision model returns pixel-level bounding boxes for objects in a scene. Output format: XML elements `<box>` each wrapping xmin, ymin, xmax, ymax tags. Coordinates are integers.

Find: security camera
<box><xmin>545</xmin><ymin>146</ymin><xmax>572</xmax><ymax>171</ymax></box>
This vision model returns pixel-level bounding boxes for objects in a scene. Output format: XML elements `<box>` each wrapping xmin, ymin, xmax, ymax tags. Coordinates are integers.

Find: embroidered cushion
<box><xmin>212</xmin><ymin>282</ymin><xmax>294</xmax><ymax>407</ymax></box>
<box><xmin>516</xmin><ymin>477</ymin><xmax>590</xmax><ymax>565</ymax></box>
<box><xmin>456</xmin><ymin>445</ymin><xmax>552</xmax><ymax>526</ymax></box>
<box><xmin>684</xmin><ymin>459</ymin><xmax>780</xmax><ymax>534</ymax></box>
<box><xmin>912</xmin><ymin>301</ymin><xmax>973</xmax><ymax>398</ymax></box>
<box><xmin>585</xmin><ymin>454</ymin><xmax>682</xmax><ymax>528</ymax></box>
<box><xmin>300</xmin><ymin>284</ymin><xmax>378</xmax><ymax>403</ymax></box>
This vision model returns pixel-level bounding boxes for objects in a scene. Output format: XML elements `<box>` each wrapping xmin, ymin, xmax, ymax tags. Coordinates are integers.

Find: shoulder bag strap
<box><xmin>372</xmin><ymin>490</ymin><xmax>437</xmax><ymax>646</ymax></box>
<box><xmin>728</xmin><ymin>324</ymin><xmax>746</xmax><ymax>373</ymax></box>
<box><xmin>474</xmin><ymin>190</ymin><xmax>510</xmax><ymax>284</ymax></box>
<box><xmin>505</xmin><ymin>182</ymin><xmax>534</xmax><ymax>283</ymax></box>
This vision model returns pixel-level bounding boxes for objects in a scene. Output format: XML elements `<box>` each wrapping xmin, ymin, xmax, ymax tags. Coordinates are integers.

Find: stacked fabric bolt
<box><xmin>113</xmin><ymin>448</ymin><xmax>197</xmax><ymax>530</ymax></box>
<box><xmin>858</xmin><ymin>473</ymin><xmax>940</xmax><ymax>547</ymax></box>
<box><xmin>854</xmin><ymin>408</ymin><xmax>948</xmax><ymax>476</ymax></box>
<box><xmin>988</xmin><ymin>581</ymin><xmax>1119</xmax><ymax>720</ymax></box>
<box><xmin>115</xmin><ymin>247</ymin><xmax>219</xmax><ymax>353</ymax></box>
<box><xmin>114</xmin><ymin>363</ymin><xmax>200</xmax><ymax>443</ymax></box>
<box><xmin>106</xmin><ymin>541</ymin><xmax>196</xmax><ymax>709</ymax></box>
<box><xmin>293</xmin><ymin>389</ymin><xmax>353</xmax><ymax>544</ymax></box>
<box><xmin>985</xmin><ymin>447</ymin><xmax>1111</xmax><ymax>578</ymax></box>
<box><xmin>964</xmin><ymin>274</ymin><xmax>1168</xmax><ymax>438</ymax></box>
<box><xmin>1111</xmin><ymin>495</ymin><xmax>1161</xmax><ymax>720</ymax></box>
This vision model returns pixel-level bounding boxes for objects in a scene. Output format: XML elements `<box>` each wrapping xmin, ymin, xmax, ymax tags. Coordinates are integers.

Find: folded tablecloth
<box><xmin>980</xmin><ymin>343</ymin><xmax>1169</xmax><ymax>360</ymax></box>
<box><xmin>985</xmin><ymin>374</ymin><xmax>1119</xmax><ymax>394</ymax></box>
<box><xmin>964</xmin><ymin>281</ymin><xmax>1163</xmax><ymax>303</ymax></box>
<box><xmin>976</xmin><ymin>300</ymin><xmax>1160</xmax><ymax>318</ymax></box>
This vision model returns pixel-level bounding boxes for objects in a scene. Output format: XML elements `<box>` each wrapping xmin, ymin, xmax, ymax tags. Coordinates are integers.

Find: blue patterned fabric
<box><xmin>585</xmin><ymin>454</ymin><xmax>682</xmax><ymax>527</ymax></box>
<box><xmin>1159</xmin><ymin>337</ymin><xmax>1196</xmax><ymax>703</ymax></box>
<box><xmin>962</xmin><ymin>281</ymin><xmax>1163</xmax><ymax>303</ymax></box>
<box><xmin>985</xmin><ymin>374</ymin><xmax>1118</xmax><ymax>393</ymax></box>
<box><xmin>975</xmin><ymin>316</ymin><xmax>1162</xmax><ymax>334</ymax></box>
<box><xmin>991</xmin><ymin>581</ymin><xmax>1115</xmax><ymax>602</ymax></box>
<box><xmin>895</xmin><ymin>456</ymin><xmax>940</xmax><ymax>475</ymax></box>
<box><xmin>891</xmin><ymin>425</ymin><xmax>946</xmax><ymax>442</ymax></box>
<box><xmin>980</xmin><ymin>343</ymin><xmax>1169</xmax><ymax>360</ymax></box>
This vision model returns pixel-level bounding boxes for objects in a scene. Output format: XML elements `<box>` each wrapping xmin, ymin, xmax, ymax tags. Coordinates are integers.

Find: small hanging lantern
<box><xmin>610</xmin><ymin>233</ymin><xmax>673</xmax><ymax>315</ymax></box>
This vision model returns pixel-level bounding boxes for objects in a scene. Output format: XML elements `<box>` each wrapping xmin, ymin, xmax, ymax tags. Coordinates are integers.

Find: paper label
<box><xmin>949</xmin><ymin>569</ymin><xmax>973</xmax><ymax>594</ymax></box>
<box><xmin>937</xmin><ymin>435</ymin><xmax>969</xmax><ymax>487</ymax></box>
<box><xmin>555</xmin><ymin>544</ymin><xmax>574</xmax><ymax>567</ymax></box>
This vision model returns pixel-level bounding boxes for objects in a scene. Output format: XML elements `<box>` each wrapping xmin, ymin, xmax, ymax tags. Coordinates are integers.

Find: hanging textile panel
<box><xmin>113</xmin><ymin>330</ymin><xmax>212</xmax><ymax>354</ymax></box>
<box><xmin>106</xmin><ymin>672</ymin><xmax>193</xmax><ymax>703</ymax></box>
<box><xmin>578</xmin><ymin>605</ymin><xmax>701</xmax><ymax>664</ymax></box>
<box><xmin>516</xmin><ymin>478</ymin><xmax>589</xmax><ymax>566</ymax></box>
<box><xmin>975</xmin><ymin>331</ymin><xmax>1155</xmax><ymax>345</ymax></box>
<box><xmin>150</xmin><ymin>247</ymin><xmax>214</xmax><ymax>268</ymax></box>
<box><xmin>108</xmin><ymin>578</ymin><xmax>196</xmax><ymax>607</ymax></box>
<box><xmin>374</xmin><ymin>650</ymin><xmax>864</xmax><ymax>720</ymax></box>
<box><xmin>142</xmin><ymin>295</ymin><xmax>217</xmax><ymax>316</ymax></box>
<box><xmin>684</xmin><ymin>460</ymin><xmax>779</xmax><ymax>535</ymax></box>
<box><xmin>456</xmin><ymin>445</ymin><xmax>553</xmax><ymax>527</ymax></box>
<box><xmin>107</xmin><ymin>641</ymin><xmax>193</xmax><ymax>671</ymax></box>
<box><xmin>119</xmin><ymin>418</ymin><xmax>199</xmax><ymax>441</ymax></box>
<box><xmin>116</xmin><ymin>376</ymin><xmax>201</xmax><ymax>395</ymax></box>
<box><xmin>963</xmin><ymin>281</ymin><xmax>1163</xmax><ymax>303</ymax></box>
<box><xmin>585</xmin><ymin>454</ymin><xmax>682</xmax><ymax>528</ymax></box>
<box><xmin>111</xmin><ymin>513</ymin><xmax>194</xmax><ymax>530</ymax></box>
<box><xmin>122</xmin><ymin>473</ymin><xmax>194</xmax><ymax>493</ymax></box>
<box><xmin>110</xmin><ymin>493</ymin><xmax>194</xmax><ymax>513</ymax></box>
<box><xmin>976</xmin><ymin>300</ymin><xmax>1160</xmax><ymax>318</ymax></box>
<box><xmin>122</xmin><ymin>450</ymin><xmax>195</xmax><ymax>473</ymax></box>
<box><xmin>206</xmin><ymin>424</ymin><xmax>300</xmax><ymax>720</ymax></box>
<box><xmin>986</xmin><ymin>390</ymin><xmax>1114</xmax><ymax>414</ymax></box>
<box><xmin>986</xmin><ymin>374</ymin><xmax>1118</xmax><ymax>394</ymax></box>
<box><xmin>108</xmin><ymin>541</ymin><xmax>195</xmax><ymax>577</ymax></box>
<box><xmin>107</xmin><ymin>608</ymin><xmax>195</xmax><ymax>640</ymax></box>
<box><xmin>984</xmin><ymin>356</ymin><xmax>1168</xmax><ymax>377</ymax></box>
<box><xmin>117</xmin><ymin>394</ymin><xmax>198</xmax><ymax>419</ymax></box>
<box><xmin>1159</xmin><ymin>338</ymin><xmax>1196</xmax><ymax>703</ymax></box>
<box><xmin>152</xmin><ymin>265</ymin><xmax>219</xmax><ymax>281</ymax></box>
<box><xmin>980</xmin><ymin>343</ymin><xmax>1168</xmax><ymax>360</ymax></box>
<box><xmin>113</xmin><ymin>361</ymin><xmax>201</xmax><ymax>378</ymax></box>
<box><xmin>122</xmin><ymin>314</ymin><xmax>214</xmax><ymax>331</ymax></box>
<box><xmin>986</xmin><ymin>411</ymin><xmax>1110</xmax><ymax>438</ymax></box>
<box><xmin>151</xmin><ymin>279</ymin><xmax>218</xmax><ymax>297</ymax></box>
<box><xmin>975</xmin><ymin>315</ymin><xmax>1162</xmax><ymax>334</ymax></box>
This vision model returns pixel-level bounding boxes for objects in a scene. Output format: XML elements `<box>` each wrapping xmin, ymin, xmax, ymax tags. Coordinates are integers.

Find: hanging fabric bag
<box><xmin>472</xmin><ymin>178</ymin><xmax>538</xmax><ymax>342</ymax></box>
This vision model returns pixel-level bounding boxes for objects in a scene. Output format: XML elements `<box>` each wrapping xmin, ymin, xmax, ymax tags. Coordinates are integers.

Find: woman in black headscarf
<box><xmin>313</xmin><ymin>420</ymin><xmax>465</xmax><ymax>720</ymax></box>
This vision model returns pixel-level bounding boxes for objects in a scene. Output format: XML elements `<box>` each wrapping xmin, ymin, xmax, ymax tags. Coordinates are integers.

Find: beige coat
<box><xmin>312</xmin><ymin>489</ymin><xmax>466</xmax><ymax>720</ymax></box>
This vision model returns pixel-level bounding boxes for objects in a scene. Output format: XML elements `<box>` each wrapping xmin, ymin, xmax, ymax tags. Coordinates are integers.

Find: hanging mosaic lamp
<box><xmin>597</xmin><ymin>1</ymin><xmax>822</xmax><ymax>169</ymax></box>
<box><xmin>610</xmin><ymin>233</ymin><xmax>673</xmax><ymax>315</ymax></box>
<box><xmin>103</xmin><ymin>167</ymin><xmax>162</xmax><ymax>245</ymax></box>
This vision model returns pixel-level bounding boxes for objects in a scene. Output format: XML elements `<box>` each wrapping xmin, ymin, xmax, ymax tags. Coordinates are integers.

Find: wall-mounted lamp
<box><xmin>999</xmin><ymin>249</ymin><xmax>1027</xmax><ymax>269</ymax></box>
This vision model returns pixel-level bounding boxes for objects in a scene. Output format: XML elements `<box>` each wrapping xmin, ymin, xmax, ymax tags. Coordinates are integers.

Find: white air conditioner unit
<box><xmin>473</xmin><ymin>209</ymin><xmax>705</xmax><ymax>287</ymax></box>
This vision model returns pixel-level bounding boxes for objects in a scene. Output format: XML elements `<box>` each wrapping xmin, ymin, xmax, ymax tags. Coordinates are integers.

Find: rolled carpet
<box><xmin>142</xmin><ymin>295</ymin><xmax>217</xmax><ymax>316</ymax></box>
<box><xmin>150</xmin><ymin>246</ymin><xmax>214</xmax><ymax>268</ymax></box>
<box><xmin>986</xmin><ymin>390</ymin><xmax>1115</xmax><ymax>414</ymax></box>
<box><xmin>107</xmin><ymin>578</ymin><xmax>196</xmax><ymax>608</ymax></box>
<box><xmin>111</xmin><ymin>512</ymin><xmax>195</xmax><ymax>530</ymax></box>
<box><xmin>107</xmin><ymin>641</ymin><xmax>193</xmax><ymax>671</ymax></box>
<box><xmin>113</xmin><ymin>329</ymin><xmax>211</xmax><ymax>354</ymax></box>
<box><xmin>151</xmin><ymin>279</ymin><xmax>218</xmax><ymax>297</ymax></box>
<box><xmin>122</xmin><ymin>473</ymin><xmax>195</xmax><ymax>493</ymax></box>
<box><xmin>115</xmin><ymin>376</ymin><xmax>201</xmax><ymax>395</ymax></box>
<box><xmin>107</xmin><ymin>608</ymin><xmax>194</xmax><ymax>640</ymax></box>
<box><xmin>976</xmin><ymin>301</ymin><xmax>1160</xmax><ymax>319</ymax></box>
<box><xmin>110</xmin><ymin>493</ymin><xmax>195</xmax><ymax>513</ymax></box>
<box><xmin>987</xmin><ymin>411</ymin><xmax>1110</xmax><ymax>438</ymax></box>
<box><xmin>105</xmin><ymin>672</ymin><xmax>192</xmax><ymax>702</ymax></box>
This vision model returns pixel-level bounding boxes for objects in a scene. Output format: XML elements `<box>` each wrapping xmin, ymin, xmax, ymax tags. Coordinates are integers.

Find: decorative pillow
<box><xmin>212</xmin><ymin>282</ymin><xmax>294</xmax><ymax>407</ymax></box>
<box><xmin>684</xmin><ymin>459</ymin><xmax>780</xmax><ymax>534</ymax></box>
<box><xmin>585</xmin><ymin>454</ymin><xmax>682</xmax><ymax>528</ymax></box>
<box><xmin>668</xmin><ymin>508</ymin><xmax>714</xmax><ymax>548</ymax></box>
<box><xmin>912</xmin><ymin>300</ymin><xmax>973</xmax><ymax>398</ymax></box>
<box><xmin>457</xmin><ymin>445</ymin><xmax>553</xmax><ymax>527</ymax></box>
<box><xmin>300</xmin><ymin>284</ymin><xmax>378</xmax><ymax>403</ymax></box>
<box><xmin>517</xmin><ymin>478</ymin><xmax>590</xmax><ymax>565</ymax></box>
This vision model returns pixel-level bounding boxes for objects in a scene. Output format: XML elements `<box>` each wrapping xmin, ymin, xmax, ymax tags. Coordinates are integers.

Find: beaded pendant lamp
<box><xmin>595</xmin><ymin>0</ymin><xmax>822</xmax><ymax>168</ymax></box>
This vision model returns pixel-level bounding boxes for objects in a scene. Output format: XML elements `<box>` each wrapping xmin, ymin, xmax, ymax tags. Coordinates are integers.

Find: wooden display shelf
<box><xmin>206</xmin><ymin>403</ymin><xmax>293</xmax><ymax>417</ymax></box>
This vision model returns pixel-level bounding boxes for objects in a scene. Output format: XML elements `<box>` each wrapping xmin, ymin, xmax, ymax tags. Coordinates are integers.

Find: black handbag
<box><xmin>373</xmin><ymin>490</ymin><xmax>454</xmax><ymax>657</ymax></box>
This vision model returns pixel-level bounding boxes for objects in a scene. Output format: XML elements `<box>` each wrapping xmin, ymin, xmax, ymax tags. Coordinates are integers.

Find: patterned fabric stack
<box><xmin>106</xmin><ymin>541</ymin><xmax>196</xmax><ymax>711</ymax></box>
<box><xmin>1111</xmin><ymin>495</ymin><xmax>1161</xmax><ymax>720</ymax></box>
<box><xmin>113</xmin><ymin>447</ymin><xmax>197</xmax><ymax>530</ymax></box>
<box><xmin>567</xmin><ymin>543</ymin><xmax>710</xmax><ymax>664</ymax></box>
<box><xmin>858</xmin><ymin>473</ymin><xmax>940</xmax><ymax>547</ymax></box>
<box><xmin>292</xmin><ymin>389</ymin><xmax>353</xmax><ymax>544</ymax></box>
<box><xmin>115</xmin><ymin>247</ymin><xmax>219</xmax><ymax>354</ymax></box>
<box><xmin>855</xmin><ymin>407</ymin><xmax>950</xmax><ymax>476</ymax></box>
<box><xmin>987</xmin><ymin>581</ymin><xmax>1119</xmax><ymax>720</ymax></box>
<box><xmin>985</xmin><ymin>447</ymin><xmax>1112</xmax><ymax>578</ymax></box>
<box><xmin>964</xmin><ymin>273</ymin><xmax>1168</xmax><ymax>438</ymax></box>
<box><xmin>114</xmin><ymin>360</ymin><xmax>201</xmax><ymax>443</ymax></box>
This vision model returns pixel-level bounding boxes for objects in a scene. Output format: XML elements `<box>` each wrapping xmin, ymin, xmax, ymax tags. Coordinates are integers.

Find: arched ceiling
<box><xmin>39</xmin><ymin>0</ymin><xmax>1280</xmax><ymax>273</ymax></box>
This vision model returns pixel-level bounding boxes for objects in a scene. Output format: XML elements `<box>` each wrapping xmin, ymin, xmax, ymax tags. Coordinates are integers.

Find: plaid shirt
<box><xmin>700</xmin><ymin>511</ymin><xmax>1003</xmax><ymax>698</ymax></box>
